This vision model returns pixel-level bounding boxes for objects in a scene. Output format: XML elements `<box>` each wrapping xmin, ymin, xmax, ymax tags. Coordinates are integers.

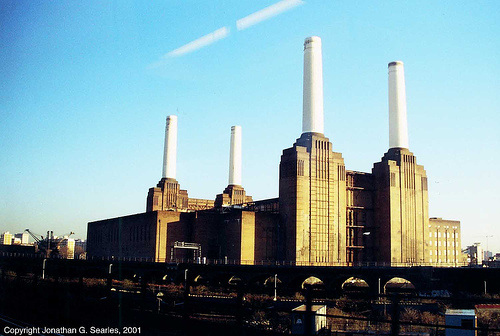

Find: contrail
<box><xmin>152</xmin><ymin>0</ymin><xmax>305</xmax><ymax>64</ymax></box>
<box><xmin>236</xmin><ymin>0</ymin><xmax>305</xmax><ymax>31</ymax></box>
<box><xmin>167</xmin><ymin>26</ymin><xmax>230</xmax><ymax>57</ymax></box>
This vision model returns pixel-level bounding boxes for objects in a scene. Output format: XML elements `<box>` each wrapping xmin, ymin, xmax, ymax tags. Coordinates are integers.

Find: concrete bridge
<box><xmin>1</xmin><ymin>255</ymin><xmax>498</xmax><ymax>296</ymax></box>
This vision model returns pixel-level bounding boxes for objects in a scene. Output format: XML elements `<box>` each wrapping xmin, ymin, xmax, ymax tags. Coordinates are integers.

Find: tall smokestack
<box><xmin>388</xmin><ymin>61</ymin><xmax>409</xmax><ymax>149</ymax></box>
<box><xmin>302</xmin><ymin>36</ymin><xmax>324</xmax><ymax>134</ymax></box>
<box><xmin>228</xmin><ymin>125</ymin><xmax>242</xmax><ymax>186</ymax></box>
<box><xmin>162</xmin><ymin>115</ymin><xmax>177</xmax><ymax>179</ymax></box>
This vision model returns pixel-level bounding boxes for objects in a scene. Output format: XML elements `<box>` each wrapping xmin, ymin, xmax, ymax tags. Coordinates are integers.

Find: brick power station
<box><xmin>87</xmin><ymin>37</ymin><xmax>462</xmax><ymax>267</ymax></box>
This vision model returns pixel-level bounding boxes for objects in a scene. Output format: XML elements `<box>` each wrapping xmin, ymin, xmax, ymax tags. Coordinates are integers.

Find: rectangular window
<box><xmin>338</xmin><ymin>165</ymin><xmax>346</xmax><ymax>181</ymax></box>
<box><xmin>298</xmin><ymin>160</ymin><xmax>304</xmax><ymax>176</ymax></box>
<box><xmin>390</xmin><ymin>173</ymin><xmax>396</xmax><ymax>187</ymax></box>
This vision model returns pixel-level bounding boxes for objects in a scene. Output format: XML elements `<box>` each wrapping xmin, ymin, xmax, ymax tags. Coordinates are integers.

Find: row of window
<box><xmin>429</xmin><ymin>232</ymin><xmax>459</xmax><ymax>238</ymax></box>
<box><xmin>429</xmin><ymin>240</ymin><xmax>458</xmax><ymax>247</ymax></box>
<box><xmin>388</xmin><ymin>173</ymin><xmax>427</xmax><ymax>191</ymax></box>
<box><xmin>430</xmin><ymin>250</ymin><xmax>458</xmax><ymax>256</ymax></box>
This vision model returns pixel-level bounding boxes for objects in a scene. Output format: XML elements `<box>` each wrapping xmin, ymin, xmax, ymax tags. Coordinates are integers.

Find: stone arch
<box><xmin>246</xmin><ymin>273</ymin><xmax>275</xmax><ymax>290</ymax></box>
<box><xmin>162</xmin><ymin>274</ymin><xmax>172</xmax><ymax>282</ymax></box>
<box><xmin>193</xmin><ymin>274</ymin><xmax>206</xmax><ymax>285</ymax></box>
<box><xmin>264</xmin><ymin>274</ymin><xmax>282</xmax><ymax>288</ymax></box>
<box><xmin>301</xmin><ymin>276</ymin><xmax>324</xmax><ymax>289</ymax></box>
<box><xmin>208</xmin><ymin>272</ymin><xmax>234</xmax><ymax>287</ymax></box>
<box><xmin>228</xmin><ymin>275</ymin><xmax>243</xmax><ymax>286</ymax></box>
<box><xmin>341</xmin><ymin>277</ymin><xmax>370</xmax><ymax>293</ymax></box>
<box><xmin>384</xmin><ymin>277</ymin><xmax>416</xmax><ymax>294</ymax></box>
<box><xmin>132</xmin><ymin>273</ymin><xmax>142</xmax><ymax>282</ymax></box>
<box><xmin>117</xmin><ymin>269</ymin><xmax>137</xmax><ymax>281</ymax></box>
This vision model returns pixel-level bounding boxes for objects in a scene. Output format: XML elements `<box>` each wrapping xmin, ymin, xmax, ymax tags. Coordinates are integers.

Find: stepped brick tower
<box><xmin>215</xmin><ymin>125</ymin><xmax>252</xmax><ymax>207</ymax></box>
<box><xmin>147</xmin><ymin>115</ymin><xmax>189</xmax><ymax>211</ymax></box>
<box><xmin>372</xmin><ymin>61</ymin><xmax>429</xmax><ymax>265</ymax></box>
<box><xmin>279</xmin><ymin>37</ymin><xmax>347</xmax><ymax>265</ymax></box>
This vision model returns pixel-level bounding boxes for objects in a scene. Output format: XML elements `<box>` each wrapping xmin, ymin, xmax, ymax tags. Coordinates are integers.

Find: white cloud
<box><xmin>167</xmin><ymin>26</ymin><xmax>230</xmax><ymax>58</ymax></box>
<box><xmin>236</xmin><ymin>0</ymin><xmax>305</xmax><ymax>31</ymax></box>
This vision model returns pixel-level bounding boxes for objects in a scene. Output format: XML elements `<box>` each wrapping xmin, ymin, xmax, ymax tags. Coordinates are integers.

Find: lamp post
<box><xmin>363</xmin><ymin>232</ymin><xmax>371</xmax><ymax>265</ymax></box>
<box><xmin>42</xmin><ymin>258</ymin><xmax>47</xmax><ymax>280</ymax></box>
<box><xmin>157</xmin><ymin>292</ymin><xmax>164</xmax><ymax>314</ymax></box>
<box><xmin>273</xmin><ymin>274</ymin><xmax>278</xmax><ymax>301</ymax></box>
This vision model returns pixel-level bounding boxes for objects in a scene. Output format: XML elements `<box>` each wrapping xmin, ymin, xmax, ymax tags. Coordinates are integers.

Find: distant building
<box><xmin>59</xmin><ymin>238</ymin><xmax>75</xmax><ymax>259</ymax></box>
<box><xmin>464</xmin><ymin>243</ymin><xmax>483</xmax><ymax>266</ymax></box>
<box><xmin>483</xmin><ymin>250</ymin><xmax>493</xmax><ymax>262</ymax></box>
<box><xmin>1</xmin><ymin>232</ymin><xmax>13</xmax><ymax>245</ymax></box>
<box><xmin>428</xmin><ymin>218</ymin><xmax>463</xmax><ymax>266</ymax></box>
<box><xmin>14</xmin><ymin>232</ymin><xmax>29</xmax><ymax>245</ymax></box>
<box><xmin>74</xmin><ymin>239</ymin><xmax>86</xmax><ymax>257</ymax></box>
<box><xmin>73</xmin><ymin>239</ymin><xmax>86</xmax><ymax>259</ymax></box>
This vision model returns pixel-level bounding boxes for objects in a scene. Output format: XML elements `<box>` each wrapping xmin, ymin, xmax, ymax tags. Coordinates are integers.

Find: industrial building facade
<box><xmin>88</xmin><ymin>36</ymin><xmax>462</xmax><ymax>267</ymax></box>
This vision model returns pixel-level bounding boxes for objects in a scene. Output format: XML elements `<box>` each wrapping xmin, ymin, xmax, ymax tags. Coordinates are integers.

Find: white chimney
<box><xmin>302</xmin><ymin>36</ymin><xmax>324</xmax><ymax>134</ymax></box>
<box><xmin>162</xmin><ymin>115</ymin><xmax>177</xmax><ymax>179</ymax></box>
<box><xmin>228</xmin><ymin>125</ymin><xmax>242</xmax><ymax>186</ymax></box>
<box><xmin>388</xmin><ymin>61</ymin><xmax>409</xmax><ymax>149</ymax></box>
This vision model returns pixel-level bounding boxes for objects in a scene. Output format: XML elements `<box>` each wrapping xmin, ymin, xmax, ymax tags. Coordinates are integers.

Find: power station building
<box><xmin>87</xmin><ymin>36</ymin><xmax>462</xmax><ymax>266</ymax></box>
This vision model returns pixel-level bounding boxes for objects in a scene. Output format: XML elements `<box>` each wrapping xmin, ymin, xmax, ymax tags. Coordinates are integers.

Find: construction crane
<box><xmin>24</xmin><ymin>229</ymin><xmax>74</xmax><ymax>258</ymax></box>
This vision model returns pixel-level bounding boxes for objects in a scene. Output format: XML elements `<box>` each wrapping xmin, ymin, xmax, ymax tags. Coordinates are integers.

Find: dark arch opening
<box><xmin>384</xmin><ymin>277</ymin><xmax>416</xmax><ymax>294</ymax></box>
<box><xmin>301</xmin><ymin>276</ymin><xmax>324</xmax><ymax>289</ymax></box>
<box><xmin>341</xmin><ymin>277</ymin><xmax>370</xmax><ymax>294</ymax></box>
<box><xmin>228</xmin><ymin>275</ymin><xmax>242</xmax><ymax>286</ymax></box>
<box><xmin>264</xmin><ymin>275</ymin><xmax>282</xmax><ymax>288</ymax></box>
<box><xmin>193</xmin><ymin>274</ymin><xmax>206</xmax><ymax>284</ymax></box>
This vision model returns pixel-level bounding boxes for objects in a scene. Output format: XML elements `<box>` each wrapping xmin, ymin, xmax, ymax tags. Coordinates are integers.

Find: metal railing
<box><xmin>0</xmin><ymin>252</ymin><xmax>488</xmax><ymax>268</ymax></box>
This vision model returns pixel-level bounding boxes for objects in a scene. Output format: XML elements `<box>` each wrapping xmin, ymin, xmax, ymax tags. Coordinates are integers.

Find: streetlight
<box><xmin>157</xmin><ymin>292</ymin><xmax>164</xmax><ymax>314</ymax></box>
<box><xmin>362</xmin><ymin>232</ymin><xmax>371</xmax><ymax>265</ymax></box>
<box><xmin>273</xmin><ymin>274</ymin><xmax>278</xmax><ymax>301</ymax></box>
<box><xmin>42</xmin><ymin>258</ymin><xmax>47</xmax><ymax>280</ymax></box>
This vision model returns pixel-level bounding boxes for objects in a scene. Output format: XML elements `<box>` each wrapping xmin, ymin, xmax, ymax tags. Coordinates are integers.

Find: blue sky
<box><xmin>1</xmin><ymin>1</ymin><xmax>499</xmax><ymax>252</ymax></box>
